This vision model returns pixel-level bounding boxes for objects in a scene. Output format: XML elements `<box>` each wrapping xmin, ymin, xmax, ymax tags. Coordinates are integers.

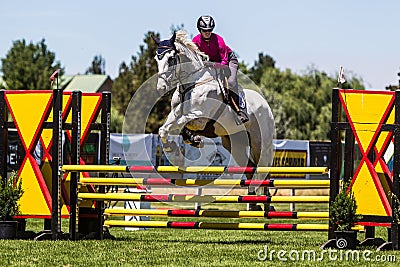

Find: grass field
<box><xmin>0</xmin><ymin>204</ymin><xmax>399</xmax><ymax>266</ymax></box>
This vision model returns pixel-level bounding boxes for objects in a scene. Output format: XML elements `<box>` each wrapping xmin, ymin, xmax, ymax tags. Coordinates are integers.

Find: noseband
<box><xmin>156</xmin><ymin>47</ymin><xmax>180</xmax><ymax>88</ymax></box>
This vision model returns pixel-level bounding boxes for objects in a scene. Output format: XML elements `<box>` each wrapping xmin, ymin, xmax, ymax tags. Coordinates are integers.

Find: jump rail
<box><xmin>79</xmin><ymin>177</ymin><xmax>330</xmax><ymax>188</ymax></box>
<box><xmin>104</xmin><ymin>209</ymin><xmax>329</xmax><ymax>219</ymax></box>
<box><xmin>62</xmin><ymin>165</ymin><xmax>328</xmax><ymax>174</ymax></box>
<box><xmin>78</xmin><ymin>193</ymin><xmax>329</xmax><ymax>203</ymax></box>
<box><xmin>104</xmin><ymin>221</ymin><xmax>364</xmax><ymax>232</ymax></box>
<box><xmin>67</xmin><ymin>164</ymin><xmax>329</xmax><ymax>240</ymax></box>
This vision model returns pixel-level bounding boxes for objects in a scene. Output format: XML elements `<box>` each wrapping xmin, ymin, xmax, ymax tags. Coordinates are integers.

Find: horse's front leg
<box><xmin>158</xmin><ymin>111</ymin><xmax>179</xmax><ymax>148</ymax></box>
<box><xmin>159</xmin><ymin>111</ymin><xmax>202</xmax><ymax>150</ymax></box>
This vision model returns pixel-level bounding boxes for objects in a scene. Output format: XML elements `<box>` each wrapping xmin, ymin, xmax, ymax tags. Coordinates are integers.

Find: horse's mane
<box><xmin>174</xmin><ymin>30</ymin><xmax>208</xmax><ymax>63</ymax></box>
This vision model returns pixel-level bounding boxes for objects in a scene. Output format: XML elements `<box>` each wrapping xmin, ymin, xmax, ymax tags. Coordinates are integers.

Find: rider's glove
<box><xmin>213</xmin><ymin>62</ymin><xmax>231</xmax><ymax>76</ymax></box>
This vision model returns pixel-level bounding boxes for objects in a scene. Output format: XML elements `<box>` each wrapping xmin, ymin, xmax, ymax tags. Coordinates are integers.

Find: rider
<box><xmin>192</xmin><ymin>15</ymin><xmax>249</xmax><ymax>124</ymax></box>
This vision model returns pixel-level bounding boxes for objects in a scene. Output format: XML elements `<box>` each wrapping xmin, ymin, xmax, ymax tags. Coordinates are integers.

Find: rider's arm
<box><xmin>216</xmin><ymin>34</ymin><xmax>232</xmax><ymax>65</ymax></box>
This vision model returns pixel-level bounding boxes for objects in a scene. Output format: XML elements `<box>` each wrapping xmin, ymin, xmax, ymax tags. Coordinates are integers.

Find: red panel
<box><xmin>141</xmin><ymin>195</ymin><xmax>169</xmax><ymax>202</ymax></box>
<box><xmin>226</xmin><ymin>167</ymin><xmax>255</xmax><ymax>173</ymax></box>
<box><xmin>169</xmin><ymin>222</ymin><xmax>197</xmax><ymax>228</ymax></box>
<box><xmin>240</xmin><ymin>196</ymin><xmax>268</xmax><ymax>203</ymax></box>
<box><xmin>145</xmin><ymin>178</ymin><xmax>172</xmax><ymax>185</ymax></box>
<box><xmin>243</xmin><ymin>180</ymin><xmax>272</xmax><ymax>186</ymax></box>
<box><xmin>129</xmin><ymin>166</ymin><xmax>155</xmax><ymax>172</ymax></box>
<box><xmin>266</xmin><ymin>224</ymin><xmax>295</xmax><ymax>230</ymax></box>
<box><xmin>266</xmin><ymin>211</ymin><xmax>295</xmax><ymax>218</ymax></box>
<box><xmin>169</xmin><ymin>210</ymin><xmax>197</xmax><ymax>216</ymax></box>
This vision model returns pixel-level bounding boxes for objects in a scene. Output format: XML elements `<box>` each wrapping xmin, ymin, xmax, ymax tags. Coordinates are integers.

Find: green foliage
<box><xmin>257</xmin><ymin>65</ymin><xmax>365</xmax><ymax>140</ymax></box>
<box><xmin>170</xmin><ymin>23</ymin><xmax>185</xmax><ymax>34</ymax></box>
<box><xmin>330</xmin><ymin>181</ymin><xmax>360</xmax><ymax>231</ymax></box>
<box><xmin>0</xmin><ymin>172</ymin><xmax>23</xmax><ymax>221</ymax></box>
<box><xmin>391</xmin><ymin>192</ymin><xmax>400</xmax><ymax>221</ymax></box>
<box><xmin>1</xmin><ymin>39</ymin><xmax>64</xmax><ymax>89</ymax></box>
<box><xmin>1</xmin><ymin>213</ymin><xmax>400</xmax><ymax>266</ymax></box>
<box><xmin>238</xmin><ymin>61</ymin><xmax>249</xmax><ymax>75</ymax></box>
<box><xmin>85</xmin><ymin>54</ymin><xmax>106</xmax><ymax>75</ymax></box>
<box><xmin>110</xmin><ymin>104</ymin><xmax>124</xmax><ymax>133</ymax></box>
<box><xmin>249</xmin><ymin>52</ymin><xmax>276</xmax><ymax>84</ymax></box>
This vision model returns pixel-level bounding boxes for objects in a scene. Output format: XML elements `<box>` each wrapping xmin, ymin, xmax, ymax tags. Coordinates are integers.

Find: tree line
<box><xmin>0</xmin><ymin>30</ymin><xmax>366</xmax><ymax>140</ymax></box>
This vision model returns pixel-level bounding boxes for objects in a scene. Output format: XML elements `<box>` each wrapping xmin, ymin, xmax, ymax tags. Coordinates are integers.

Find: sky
<box><xmin>1</xmin><ymin>0</ymin><xmax>399</xmax><ymax>89</ymax></box>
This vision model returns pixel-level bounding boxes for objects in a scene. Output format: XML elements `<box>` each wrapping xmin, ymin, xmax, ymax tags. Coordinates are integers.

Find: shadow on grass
<box><xmin>114</xmin><ymin>236</ymin><xmax>271</xmax><ymax>245</ymax></box>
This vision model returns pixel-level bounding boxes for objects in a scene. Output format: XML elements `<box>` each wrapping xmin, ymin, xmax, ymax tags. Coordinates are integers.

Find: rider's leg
<box><xmin>228</xmin><ymin>54</ymin><xmax>249</xmax><ymax>124</ymax></box>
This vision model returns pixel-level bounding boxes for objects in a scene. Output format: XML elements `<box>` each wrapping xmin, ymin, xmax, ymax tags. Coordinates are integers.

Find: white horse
<box><xmin>153</xmin><ymin>30</ymin><xmax>275</xmax><ymax>207</ymax></box>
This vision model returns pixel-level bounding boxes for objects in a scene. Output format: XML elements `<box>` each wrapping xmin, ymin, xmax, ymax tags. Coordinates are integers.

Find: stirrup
<box><xmin>237</xmin><ymin>110</ymin><xmax>249</xmax><ymax>124</ymax></box>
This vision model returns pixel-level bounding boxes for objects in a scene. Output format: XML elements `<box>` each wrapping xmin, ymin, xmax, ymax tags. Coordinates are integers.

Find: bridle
<box><xmin>156</xmin><ymin>47</ymin><xmax>179</xmax><ymax>88</ymax></box>
<box><xmin>156</xmin><ymin>45</ymin><xmax>211</xmax><ymax>101</ymax></box>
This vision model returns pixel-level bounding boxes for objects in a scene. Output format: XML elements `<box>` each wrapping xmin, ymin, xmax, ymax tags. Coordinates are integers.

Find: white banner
<box><xmin>109</xmin><ymin>133</ymin><xmax>153</xmax><ymax>166</ymax></box>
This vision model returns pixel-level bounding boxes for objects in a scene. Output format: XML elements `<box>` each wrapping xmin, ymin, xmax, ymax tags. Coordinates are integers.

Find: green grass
<box><xmin>0</xmin><ymin>204</ymin><xmax>399</xmax><ymax>266</ymax></box>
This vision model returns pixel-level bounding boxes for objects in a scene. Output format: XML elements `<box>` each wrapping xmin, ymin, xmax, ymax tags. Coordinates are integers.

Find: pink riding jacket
<box><xmin>192</xmin><ymin>33</ymin><xmax>232</xmax><ymax>65</ymax></box>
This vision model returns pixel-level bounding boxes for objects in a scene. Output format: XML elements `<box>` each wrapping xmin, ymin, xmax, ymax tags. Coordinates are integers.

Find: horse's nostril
<box><xmin>157</xmin><ymin>85</ymin><xmax>167</xmax><ymax>96</ymax></box>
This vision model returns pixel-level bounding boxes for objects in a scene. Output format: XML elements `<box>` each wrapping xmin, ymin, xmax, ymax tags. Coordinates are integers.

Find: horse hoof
<box><xmin>192</xmin><ymin>140</ymin><xmax>204</xmax><ymax>148</ymax></box>
<box><xmin>268</xmin><ymin>205</ymin><xmax>276</xmax><ymax>212</ymax></box>
<box><xmin>163</xmin><ymin>145</ymin><xmax>172</xmax><ymax>152</ymax></box>
<box><xmin>192</xmin><ymin>136</ymin><xmax>203</xmax><ymax>148</ymax></box>
<box><xmin>162</xmin><ymin>141</ymin><xmax>177</xmax><ymax>152</ymax></box>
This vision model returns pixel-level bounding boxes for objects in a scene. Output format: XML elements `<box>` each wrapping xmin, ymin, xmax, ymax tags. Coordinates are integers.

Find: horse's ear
<box><xmin>171</xmin><ymin>31</ymin><xmax>176</xmax><ymax>43</ymax></box>
<box><xmin>151</xmin><ymin>34</ymin><xmax>160</xmax><ymax>45</ymax></box>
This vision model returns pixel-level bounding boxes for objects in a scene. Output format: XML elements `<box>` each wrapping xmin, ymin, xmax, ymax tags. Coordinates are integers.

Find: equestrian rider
<box><xmin>192</xmin><ymin>15</ymin><xmax>249</xmax><ymax>124</ymax></box>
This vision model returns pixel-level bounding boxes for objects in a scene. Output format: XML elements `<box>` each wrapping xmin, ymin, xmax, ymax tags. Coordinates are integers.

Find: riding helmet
<box><xmin>197</xmin><ymin>15</ymin><xmax>215</xmax><ymax>31</ymax></box>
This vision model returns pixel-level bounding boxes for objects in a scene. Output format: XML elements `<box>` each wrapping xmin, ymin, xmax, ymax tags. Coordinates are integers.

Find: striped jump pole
<box><xmin>104</xmin><ymin>209</ymin><xmax>329</xmax><ymax>219</ymax></box>
<box><xmin>62</xmin><ymin>165</ymin><xmax>328</xmax><ymax>174</ymax></box>
<box><xmin>79</xmin><ymin>177</ymin><xmax>330</xmax><ymax>188</ymax></box>
<box><xmin>78</xmin><ymin>193</ymin><xmax>329</xmax><ymax>203</ymax></box>
<box><xmin>104</xmin><ymin>220</ymin><xmax>330</xmax><ymax>231</ymax></box>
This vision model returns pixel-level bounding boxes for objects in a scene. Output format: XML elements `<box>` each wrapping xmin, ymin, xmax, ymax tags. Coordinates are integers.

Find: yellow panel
<box><xmin>41</xmin><ymin>129</ymin><xmax>53</xmax><ymax>151</ymax></box>
<box><xmin>376</xmin><ymin>160</ymin><xmax>392</xmax><ymax>208</ymax></box>
<box><xmin>60</xmin><ymin>181</ymin><xmax>70</xmax><ymax>216</ymax></box>
<box><xmin>19</xmin><ymin>157</ymin><xmax>51</xmax><ymax>216</ymax></box>
<box><xmin>46</xmin><ymin>108</ymin><xmax>53</xmax><ymax>123</ymax></box>
<box><xmin>63</xmin><ymin>94</ymin><xmax>72</xmax><ymax>123</ymax></box>
<box><xmin>352</xmin><ymin>162</ymin><xmax>387</xmax><ymax>216</ymax></box>
<box><xmin>341</xmin><ymin>92</ymin><xmax>393</xmax><ymax>153</ymax></box>
<box><xmin>375</xmin><ymin>132</ymin><xmax>390</xmax><ymax>155</ymax></box>
<box><xmin>386</xmin><ymin>107</ymin><xmax>395</xmax><ymax>124</ymax></box>
<box><xmin>157</xmin><ymin>166</ymin><xmax>180</xmax><ymax>172</ymax></box>
<box><xmin>374</xmin><ymin>161</ymin><xmax>383</xmax><ymax>173</ymax></box>
<box><xmin>61</xmin><ymin>205</ymin><xmax>69</xmax><ymax>216</ymax></box>
<box><xmin>375</xmin><ymin>108</ymin><xmax>395</xmax><ymax>154</ymax></box>
<box><xmin>40</xmin><ymin>160</ymin><xmax>53</xmax><ymax>191</ymax></box>
<box><xmin>81</xmin><ymin>95</ymin><xmax>101</xmax><ymax>140</ymax></box>
<box><xmin>6</xmin><ymin>93</ymin><xmax>52</xmax><ymax>150</ymax></box>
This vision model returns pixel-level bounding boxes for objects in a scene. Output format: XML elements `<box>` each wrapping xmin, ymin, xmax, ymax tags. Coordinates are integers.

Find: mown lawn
<box><xmin>0</xmin><ymin>204</ymin><xmax>399</xmax><ymax>266</ymax></box>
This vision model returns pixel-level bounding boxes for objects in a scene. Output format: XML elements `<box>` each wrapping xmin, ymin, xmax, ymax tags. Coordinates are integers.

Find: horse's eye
<box><xmin>168</xmin><ymin>57</ymin><xmax>177</xmax><ymax>66</ymax></box>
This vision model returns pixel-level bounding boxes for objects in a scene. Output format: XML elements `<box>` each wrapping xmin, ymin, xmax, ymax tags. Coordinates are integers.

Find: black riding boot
<box><xmin>231</xmin><ymin>90</ymin><xmax>249</xmax><ymax>124</ymax></box>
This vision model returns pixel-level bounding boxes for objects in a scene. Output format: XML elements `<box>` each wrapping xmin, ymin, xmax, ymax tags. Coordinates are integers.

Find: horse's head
<box><xmin>152</xmin><ymin>31</ymin><xmax>207</xmax><ymax>96</ymax></box>
<box><xmin>152</xmin><ymin>32</ymin><xmax>178</xmax><ymax>96</ymax></box>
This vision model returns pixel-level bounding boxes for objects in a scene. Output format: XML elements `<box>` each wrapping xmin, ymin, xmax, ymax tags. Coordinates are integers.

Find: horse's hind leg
<box><xmin>220</xmin><ymin>131</ymin><xmax>250</xmax><ymax>167</ymax></box>
<box><xmin>248</xmin><ymin>127</ymin><xmax>274</xmax><ymax>211</ymax></box>
<box><xmin>221</xmin><ymin>132</ymin><xmax>262</xmax><ymax>211</ymax></box>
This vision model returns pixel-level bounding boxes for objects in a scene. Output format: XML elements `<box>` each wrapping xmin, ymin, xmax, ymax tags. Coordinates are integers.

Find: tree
<box><xmin>1</xmin><ymin>39</ymin><xmax>64</xmax><ymax>89</ymax></box>
<box><xmin>170</xmin><ymin>24</ymin><xmax>185</xmax><ymax>34</ymax></box>
<box><xmin>259</xmin><ymin>66</ymin><xmax>365</xmax><ymax>140</ymax></box>
<box><xmin>248</xmin><ymin>52</ymin><xmax>276</xmax><ymax>84</ymax></box>
<box><xmin>85</xmin><ymin>55</ymin><xmax>106</xmax><ymax>75</ymax></box>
